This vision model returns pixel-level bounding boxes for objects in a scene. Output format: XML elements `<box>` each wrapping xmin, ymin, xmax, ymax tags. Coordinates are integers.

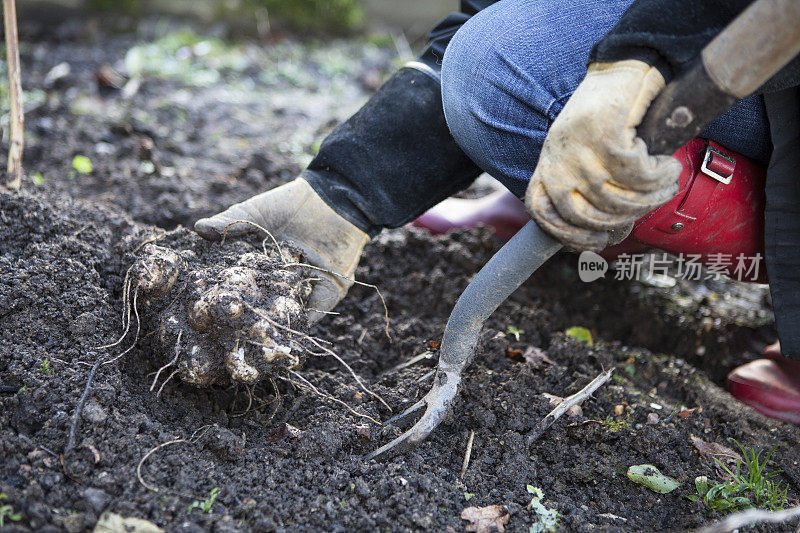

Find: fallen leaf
<box><xmin>690</xmin><ymin>436</ymin><xmax>742</xmax><ymax>479</ymax></box>
<box><xmin>461</xmin><ymin>505</ymin><xmax>509</xmax><ymax>533</ymax></box>
<box><xmin>565</xmin><ymin>327</ymin><xmax>593</xmax><ymax>345</ymax></box>
<box><xmin>355</xmin><ymin>424</ymin><xmax>370</xmax><ymax>440</ymax></box>
<box><xmin>523</xmin><ymin>347</ymin><xmax>555</xmax><ymax>367</ymax></box>
<box><xmin>678</xmin><ymin>407</ymin><xmax>701</xmax><ymax>418</ymax></box>
<box><xmin>505</xmin><ymin>346</ymin><xmax>524</xmax><ymax>361</ymax></box>
<box><xmin>93</xmin><ymin>512</ymin><xmax>163</xmax><ymax>533</ymax></box>
<box><xmin>542</xmin><ymin>393</ymin><xmax>563</xmax><ymax>407</ymax></box>
<box><xmin>627</xmin><ymin>464</ymin><xmax>681</xmax><ymax>493</ymax></box>
<box><xmin>268</xmin><ymin>423</ymin><xmax>302</xmax><ymax>442</ymax></box>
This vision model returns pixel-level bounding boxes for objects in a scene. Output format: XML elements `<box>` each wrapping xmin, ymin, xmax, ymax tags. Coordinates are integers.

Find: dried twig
<box><xmin>526</xmin><ymin>369</ymin><xmax>614</xmax><ymax>447</ymax></box>
<box><xmin>460</xmin><ymin>429</ymin><xmax>475</xmax><ymax>479</ymax></box>
<box><xmin>693</xmin><ymin>504</ymin><xmax>800</xmax><ymax>533</ymax></box>
<box><xmin>3</xmin><ymin>0</ymin><xmax>24</xmax><ymax>190</ymax></box>
<box><xmin>65</xmin><ymin>355</ymin><xmax>102</xmax><ymax>453</ymax></box>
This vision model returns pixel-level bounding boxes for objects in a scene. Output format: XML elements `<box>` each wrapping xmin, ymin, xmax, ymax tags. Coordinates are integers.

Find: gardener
<box><xmin>195</xmin><ymin>0</ymin><xmax>800</xmax><ymax>424</ymax></box>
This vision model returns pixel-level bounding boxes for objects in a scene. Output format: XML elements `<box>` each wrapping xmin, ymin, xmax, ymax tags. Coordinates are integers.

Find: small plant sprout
<box><xmin>527</xmin><ymin>485</ymin><xmax>559</xmax><ymax>533</ymax></box>
<box><xmin>40</xmin><ymin>358</ymin><xmax>53</xmax><ymax>374</ymax></box>
<box><xmin>0</xmin><ymin>493</ymin><xmax>21</xmax><ymax>527</ymax></box>
<box><xmin>506</xmin><ymin>325</ymin><xmax>523</xmax><ymax>342</ymax></box>
<box><xmin>687</xmin><ymin>442</ymin><xmax>788</xmax><ymax>513</ymax></box>
<box><xmin>189</xmin><ymin>487</ymin><xmax>220</xmax><ymax>514</ymax></box>
<box><xmin>464</xmin><ymin>492</ymin><xmax>474</xmax><ymax>501</ymax></box>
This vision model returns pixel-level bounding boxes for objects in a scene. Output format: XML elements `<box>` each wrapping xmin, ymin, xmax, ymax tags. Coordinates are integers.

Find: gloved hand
<box><xmin>195</xmin><ymin>178</ymin><xmax>369</xmax><ymax>323</ymax></box>
<box><xmin>525</xmin><ymin>60</ymin><xmax>682</xmax><ymax>251</ymax></box>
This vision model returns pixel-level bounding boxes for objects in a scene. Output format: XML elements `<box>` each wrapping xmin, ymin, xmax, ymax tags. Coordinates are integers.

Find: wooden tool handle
<box><xmin>638</xmin><ymin>0</ymin><xmax>800</xmax><ymax>155</ymax></box>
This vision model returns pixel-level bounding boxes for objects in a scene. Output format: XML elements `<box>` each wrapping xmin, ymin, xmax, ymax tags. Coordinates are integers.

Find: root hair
<box><xmin>284</xmin><ymin>371</ymin><xmax>381</xmax><ymax>425</ymax></box>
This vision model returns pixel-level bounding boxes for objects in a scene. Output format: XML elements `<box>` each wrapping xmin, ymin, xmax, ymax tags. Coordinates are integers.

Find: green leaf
<box><xmin>627</xmin><ymin>464</ymin><xmax>681</xmax><ymax>494</ymax></box>
<box><xmin>31</xmin><ymin>172</ymin><xmax>45</xmax><ymax>186</ymax></box>
<box><xmin>72</xmin><ymin>155</ymin><xmax>93</xmax><ymax>174</ymax></box>
<box><xmin>695</xmin><ymin>476</ymin><xmax>709</xmax><ymax>496</ymax></box>
<box><xmin>565</xmin><ymin>327</ymin><xmax>593</xmax><ymax>345</ymax></box>
<box><xmin>463</xmin><ymin>492</ymin><xmax>474</xmax><ymax>501</ymax></box>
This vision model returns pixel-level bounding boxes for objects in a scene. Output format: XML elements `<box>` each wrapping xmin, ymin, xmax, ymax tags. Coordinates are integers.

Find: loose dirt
<box><xmin>1</xmin><ymin>15</ymin><xmax>798</xmax><ymax>533</ymax></box>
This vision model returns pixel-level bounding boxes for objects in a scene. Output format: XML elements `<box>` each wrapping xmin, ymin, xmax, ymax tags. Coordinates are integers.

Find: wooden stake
<box><xmin>3</xmin><ymin>0</ymin><xmax>24</xmax><ymax>190</ymax></box>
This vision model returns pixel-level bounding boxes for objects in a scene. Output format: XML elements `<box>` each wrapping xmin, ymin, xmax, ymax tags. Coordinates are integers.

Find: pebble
<box><xmin>83</xmin><ymin>487</ymin><xmax>110</xmax><ymax>512</ymax></box>
<box><xmin>82</xmin><ymin>400</ymin><xmax>107</xmax><ymax>424</ymax></box>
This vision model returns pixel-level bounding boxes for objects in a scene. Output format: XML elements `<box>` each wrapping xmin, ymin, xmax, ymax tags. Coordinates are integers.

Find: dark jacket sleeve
<box><xmin>588</xmin><ymin>0</ymin><xmax>800</xmax><ymax>94</ymax></box>
<box><xmin>417</xmin><ymin>0</ymin><xmax>499</xmax><ymax>74</ymax></box>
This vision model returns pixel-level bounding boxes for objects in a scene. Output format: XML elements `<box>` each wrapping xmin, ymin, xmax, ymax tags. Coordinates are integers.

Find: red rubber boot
<box><xmin>727</xmin><ymin>342</ymin><xmax>800</xmax><ymax>425</ymax></box>
<box><xmin>412</xmin><ymin>190</ymin><xmax>529</xmax><ymax>241</ymax></box>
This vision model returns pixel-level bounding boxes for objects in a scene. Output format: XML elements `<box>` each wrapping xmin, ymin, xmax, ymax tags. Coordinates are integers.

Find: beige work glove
<box><xmin>195</xmin><ymin>178</ymin><xmax>369</xmax><ymax>324</ymax></box>
<box><xmin>526</xmin><ymin>60</ymin><xmax>682</xmax><ymax>251</ymax></box>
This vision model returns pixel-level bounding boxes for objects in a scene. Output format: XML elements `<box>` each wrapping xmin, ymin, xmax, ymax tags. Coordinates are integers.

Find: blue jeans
<box><xmin>441</xmin><ymin>0</ymin><xmax>773</xmax><ymax>198</ymax></box>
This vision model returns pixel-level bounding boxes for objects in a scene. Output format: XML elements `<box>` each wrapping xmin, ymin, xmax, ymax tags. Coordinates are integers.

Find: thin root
<box><xmin>102</xmin><ymin>288</ymin><xmax>141</xmax><ymax>367</ymax></box>
<box><xmin>151</xmin><ymin>330</ymin><xmax>182</xmax><ymax>392</ymax></box>
<box><xmin>96</xmin><ymin>267</ymin><xmax>134</xmax><ymax>350</ymax></box>
<box><xmin>284</xmin><ymin>371</ymin><xmax>381</xmax><ymax>425</ymax></box>
<box><xmin>221</xmin><ymin>219</ymin><xmax>289</xmax><ymax>264</ymax></box>
<box><xmin>156</xmin><ymin>369</ymin><xmax>179</xmax><ymax>397</ymax></box>
<box><xmin>133</xmin><ymin>232</ymin><xmax>167</xmax><ymax>253</ymax></box>
<box><xmin>285</xmin><ymin>261</ymin><xmax>391</xmax><ymax>343</ymax></box>
<box><xmin>137</xmin><ymin>425</ymin><xmax>212</xmax><ymax>496</ymax></box>
<box><xmin>248</xmin><ymin>305</ymin><xmax>391</xmax><ymax>412</ymax></box>
<box><xmin>231</xmin><ymin>384</ymin><xmax>254</xmax><ymax>418</ymax></box>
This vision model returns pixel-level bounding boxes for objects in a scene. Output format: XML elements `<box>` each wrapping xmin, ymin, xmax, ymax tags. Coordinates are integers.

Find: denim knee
<box><xmin>441</xmin><ymin>0</ymin><xmax>771</xmax><ymax>196</ymax></box>
<box><xmin>441</xmin><ymin>0</ymin><xmax>635</xmax><ymax>196</ymax></box>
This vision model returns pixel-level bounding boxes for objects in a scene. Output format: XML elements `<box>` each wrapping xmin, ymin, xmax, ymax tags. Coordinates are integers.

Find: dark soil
<box><xmin>2</xmin><ymin>16</ymin><xmax>799</xmax><ymax>533</ymax></box>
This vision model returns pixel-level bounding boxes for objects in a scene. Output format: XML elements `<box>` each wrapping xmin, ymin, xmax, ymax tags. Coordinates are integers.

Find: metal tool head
<box><xmin>366</xmin><ymin>367</ymin><xmax>461</xmax><ymax>461</ymax></box>
<box><xmin>367</xmin><ymin>221</ymin><xmax>562</xmax><ymax>461</ymax></box>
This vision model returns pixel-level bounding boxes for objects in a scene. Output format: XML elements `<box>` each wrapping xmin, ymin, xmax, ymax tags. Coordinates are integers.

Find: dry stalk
<box><xmin>526</xmin><ymin>368</ymin><xmax>614</xmax><ymax>447</ymax></box>
<box><xmin>693</xmin><ymin>504</ymin><xmax>800</xmax><ymax>533</ymax></box>
<box><xmin>460</xmin><ymin>429</ymin><xmax>475</xmax><ymax>479</ymax></box>
<box><xmin>3</xmin><ymin>0</ymin><xmax>24</xmax><ymax>190</ymax></box>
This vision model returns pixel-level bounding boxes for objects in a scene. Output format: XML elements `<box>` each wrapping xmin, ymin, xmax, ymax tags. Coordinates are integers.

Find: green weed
<box><xmin>246</xmin><ymin>0</ymin><xmax>363</xmax><ymax>32</ymax></box>
<box><xmin>0</xmin><ymin>493</ymin><xmax>21</xmax><ymax>527</ymax></box>
<box><xmin>39</xmin><ymin>358</ymin><xmax>53</xmax><ymax>375</ymax></box>
<box><xmin>526</xmin><ymin>485</ymin><xmax>558</xmax><ymax>533</ymax></box>
<box><xmin>601</xmin><ymin>415</ymin><xmax>632</xmax><ymax>433</ymax></box>
<box><xmin>189</xmin><ymin>487</ymin><xmax>220</xmax><ymax>514</ymax></box>
<box><xmin>688</xmin><ymin>441</ymin><xmax>788</xmax><ymax>513</ymax></box>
